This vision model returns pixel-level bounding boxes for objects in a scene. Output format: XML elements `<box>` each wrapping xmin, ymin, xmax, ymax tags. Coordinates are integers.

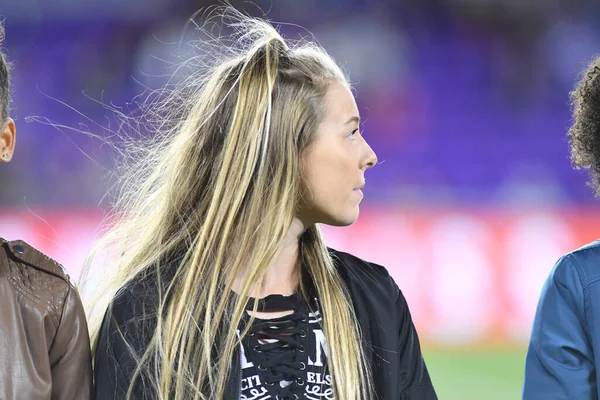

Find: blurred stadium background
<box><xmin>3</xmin><ymin>0</ymin><xmax>600</xmax><ymax>398</ymax></box>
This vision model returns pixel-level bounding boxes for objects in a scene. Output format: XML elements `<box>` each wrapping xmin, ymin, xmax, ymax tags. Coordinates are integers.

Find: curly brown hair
<box><xmin>568</xmin><ymin>55</ymin><xmax>600</xmax><ymax>196</ymax></box>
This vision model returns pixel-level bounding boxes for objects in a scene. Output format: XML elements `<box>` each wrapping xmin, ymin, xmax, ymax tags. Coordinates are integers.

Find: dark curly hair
<box><xmin>0</xmin><ymin>21</ymin><xmax>9</xmax><ymax>123</ymax></box>
<box><xmin>568</xmin><ymin>55</ymin><xmax>600</xmax><ymax>196</ymax></box>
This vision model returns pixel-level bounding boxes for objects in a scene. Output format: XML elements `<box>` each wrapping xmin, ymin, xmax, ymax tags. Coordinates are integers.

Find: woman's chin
<box><xmin>321</xmin><ymin>209</ymin><xmax>359</xmax><ymax>227</ymax></box>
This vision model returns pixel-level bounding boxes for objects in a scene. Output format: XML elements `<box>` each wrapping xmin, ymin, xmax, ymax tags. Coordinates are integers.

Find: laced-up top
<box><xmin>240</xmin><ymin>294</ymin><xmax>313</xmax><ymax>400</ymax></box>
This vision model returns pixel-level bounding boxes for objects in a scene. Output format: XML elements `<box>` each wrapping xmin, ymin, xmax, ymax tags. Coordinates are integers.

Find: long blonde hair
<box><xmin>87</xmin><ymin>9</ymin><xmax>373</xmax><ymax>400</ymax></box>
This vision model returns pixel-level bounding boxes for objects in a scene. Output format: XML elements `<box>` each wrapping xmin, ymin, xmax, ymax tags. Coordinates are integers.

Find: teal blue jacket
<box><xmin>524</xmin><ymin>241</ymin><xmax>600</xmax><ymax>399</ymax></box>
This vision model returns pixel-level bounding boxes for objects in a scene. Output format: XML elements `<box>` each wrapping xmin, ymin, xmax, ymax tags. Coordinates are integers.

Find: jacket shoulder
<box><xmin>0</xmin><ymin>238</ymin><xmax>73</xmax><ymax>331</ymax></box>
<box><xmin>552</xmin><ymin>240</ymin><xmax>600</xmax><ymax>287</ymax></box>
<box><xmin>1</xmin><ymin>238</ymin><xmax>71</xmax><ymax>284</ymax></box>
<box><xmin>569</xmin><ymin>239</ymin><xmax>600</xmax><ymax>260</ymax></box>
<box><xmin>328</xmin><ymin>248</ymin><xmax>399</xmax><ymax>300</ymax></box>
<box><xmin>329</xmin><ymin>248</ymin><xmax>391</xmax><ymax>276</ymax></box>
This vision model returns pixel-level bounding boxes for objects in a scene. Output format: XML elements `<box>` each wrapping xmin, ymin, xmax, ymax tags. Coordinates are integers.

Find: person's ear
<box><xmin>0</xmin><ymin>118</ymin><xmax>16</xmax><ymax>162</ymax></box>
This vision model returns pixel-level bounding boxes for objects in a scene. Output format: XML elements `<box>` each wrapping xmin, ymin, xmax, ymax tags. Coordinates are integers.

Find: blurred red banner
<box><xmin>3</xmin><ymin>206</ymin><xmax>599</xmax><ymax>345</ymax></box>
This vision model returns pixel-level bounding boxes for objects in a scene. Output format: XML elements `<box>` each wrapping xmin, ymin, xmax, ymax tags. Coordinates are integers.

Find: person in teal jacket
<box><xmin>523</xmin><ymin>56</ymin><xmax>600</xmax><ymax>399</ymax></box>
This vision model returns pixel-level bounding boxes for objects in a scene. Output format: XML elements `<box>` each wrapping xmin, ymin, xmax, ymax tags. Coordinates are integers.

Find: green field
<box><xmin>423</xmin><ymin>347</ymin><xmax>527</xmax><ymax>400</ymax></box>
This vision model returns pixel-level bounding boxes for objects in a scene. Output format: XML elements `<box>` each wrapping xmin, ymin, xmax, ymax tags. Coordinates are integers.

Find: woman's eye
<box><xmin>348</xmin><ymin>128</ymin><xmax>359</xmax><ymax>139</ymax></box>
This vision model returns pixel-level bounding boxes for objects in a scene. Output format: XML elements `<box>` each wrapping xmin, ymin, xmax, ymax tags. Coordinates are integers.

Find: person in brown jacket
<box><xmin>0</xmin><ymin>22</ymin><xmax>93</xmax><ymax>399</ymax></box>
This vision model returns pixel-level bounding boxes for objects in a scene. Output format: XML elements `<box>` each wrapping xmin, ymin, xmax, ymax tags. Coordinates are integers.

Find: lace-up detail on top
<box><xmin>240</xmin><ymin>294</ymin><xmax>312</xmax><ymax>400</ymax></box>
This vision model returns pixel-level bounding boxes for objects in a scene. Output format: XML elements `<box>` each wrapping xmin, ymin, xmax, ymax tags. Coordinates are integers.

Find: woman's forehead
<box><xmin>321</xmin><ymin>81</ymin><xmax>359</xmax><ymax>124</ymax></box>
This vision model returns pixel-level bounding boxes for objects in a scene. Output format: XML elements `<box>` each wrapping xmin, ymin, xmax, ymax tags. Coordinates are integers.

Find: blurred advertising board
<box><xmin>2</xmin><ymin>206</ymin><xmax>599</xmax><ymax>345</ymax></box>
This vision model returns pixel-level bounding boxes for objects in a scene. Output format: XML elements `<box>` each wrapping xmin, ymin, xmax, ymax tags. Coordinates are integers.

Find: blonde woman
<box><xmin>91</xmin><ymin>11</ymin><xmax>436</xmax><ymax>400</ymax></box>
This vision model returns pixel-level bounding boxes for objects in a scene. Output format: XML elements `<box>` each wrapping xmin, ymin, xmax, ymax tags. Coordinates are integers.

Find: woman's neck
<box><xmin>233</xmin><ymin>218</ymin><xmax>307</xmax><ymax>298</ymax></box>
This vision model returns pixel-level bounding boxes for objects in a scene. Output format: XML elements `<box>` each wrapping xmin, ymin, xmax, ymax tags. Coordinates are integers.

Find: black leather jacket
<box><xmin>94</xmin><ymin>249</ymin><xmax>437</xmax><ymax>399</ymax></box>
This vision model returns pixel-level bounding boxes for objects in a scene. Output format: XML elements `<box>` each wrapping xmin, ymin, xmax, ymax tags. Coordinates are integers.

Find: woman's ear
<box><xmin>0</xmin><ymin>118</ymin><xmax>15</xmax><ymax>162</ymax></box>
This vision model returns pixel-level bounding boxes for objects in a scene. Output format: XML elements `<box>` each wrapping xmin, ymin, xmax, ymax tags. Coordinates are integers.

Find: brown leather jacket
<box><xmin>0</xmin><ymin>238</ymin><xmax>93</xmax><ymax>399</ymax></box>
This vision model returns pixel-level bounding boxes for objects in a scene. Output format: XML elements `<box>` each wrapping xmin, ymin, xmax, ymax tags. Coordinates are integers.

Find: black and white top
<box><xmin>94</xmin><ymin>249</ymin><xmax>438</xmax><ymax>400</ymax></box>
<box><xmin>239</xmin><ymin>293</ymin><xmax>333</xmax><ymax>400</ymax></box>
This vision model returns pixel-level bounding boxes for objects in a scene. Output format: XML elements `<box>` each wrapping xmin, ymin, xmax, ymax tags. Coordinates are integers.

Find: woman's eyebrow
<box><xmin>344</xmin><ymin>116</ymin><xmax>360</xmax><ymax>125</ymax></box>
